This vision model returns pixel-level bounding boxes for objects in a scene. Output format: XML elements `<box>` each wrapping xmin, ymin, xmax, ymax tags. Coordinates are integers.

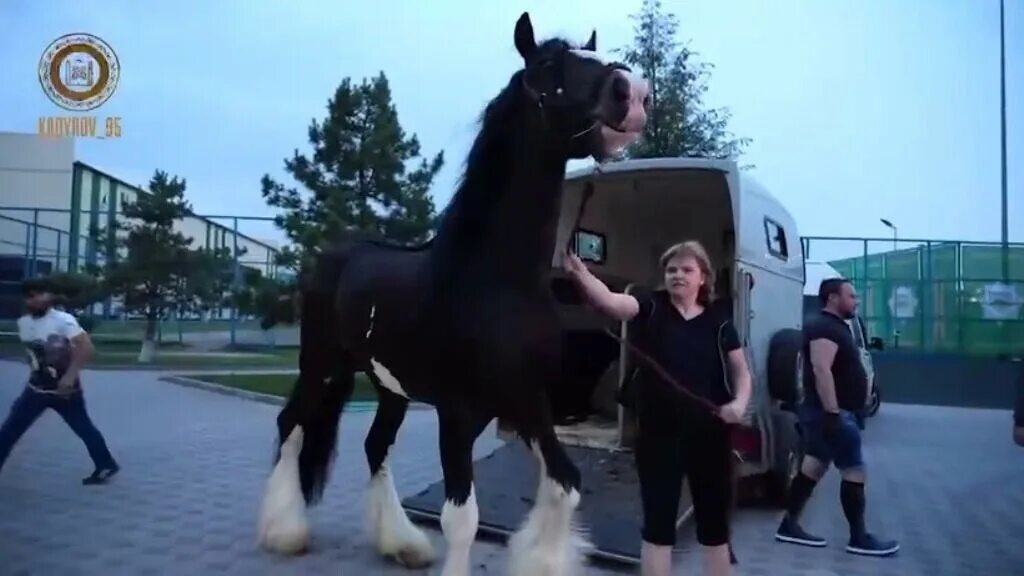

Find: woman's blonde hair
<box><xmin>659</xmin><ymin>240</ymin><xmax>716</xmax><ymax>305</ymax></box>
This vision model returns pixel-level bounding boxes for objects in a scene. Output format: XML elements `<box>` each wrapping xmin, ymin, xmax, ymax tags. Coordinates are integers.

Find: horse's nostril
<box><xmin>612</xmin><ymin>76</ymin><xmax>631</xmax><ymax>102</ymax></box>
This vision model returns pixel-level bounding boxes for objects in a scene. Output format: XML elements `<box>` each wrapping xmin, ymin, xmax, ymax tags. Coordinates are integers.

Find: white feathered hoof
<box><xmin>367</xmin><ymin>463</ymin><xmax>436</xmax><ymax>568</ymax></box>
<box><xmin>258</xmin><ymin>426</ymin><xmax>310</xmax><ymax>555</ymax></box>
<box><xmin>507</xmin><ymin>480</ymin><xmax>589</xmax><ymax>576</ymax></box>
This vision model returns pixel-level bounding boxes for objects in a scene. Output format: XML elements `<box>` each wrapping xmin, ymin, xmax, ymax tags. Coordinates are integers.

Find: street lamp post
<box><xmin>1000</xmin><ymin>0</ymin><xmax>1009</xmax><ymax>282</ymax></box>
<box><xmin>999</xmin><ymin>0</ymin><xmax>1011</xmax><ymax>358</ymax></box>
<box><xmin>880</xmin><ymin>218</ymin><xmax>897</xmax><ymax>251</ymax></box>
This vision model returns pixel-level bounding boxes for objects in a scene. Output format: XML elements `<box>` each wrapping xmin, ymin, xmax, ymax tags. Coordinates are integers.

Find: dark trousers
<box><xmin>0</xmin><ymin>387</ymin><xmax>116</xmax><ymax>472</ymax></box>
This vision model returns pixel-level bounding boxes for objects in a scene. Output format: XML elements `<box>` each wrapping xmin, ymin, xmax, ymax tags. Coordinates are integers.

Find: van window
<box><xmin>764</xmin><ymin>218</ymin><xmax>788</xmax><ymax>260</ymax></box>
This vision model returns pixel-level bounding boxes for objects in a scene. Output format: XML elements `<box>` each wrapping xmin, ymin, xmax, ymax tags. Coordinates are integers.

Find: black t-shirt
<box><xmin>629</xmin><ymin>290</ymin><xmax>741</xmax><ymax>421</ymax></box>
<box><xmin>802</xmin><ymin>310</ymin><xmax>868</xmax><ymax>412</ymax></box>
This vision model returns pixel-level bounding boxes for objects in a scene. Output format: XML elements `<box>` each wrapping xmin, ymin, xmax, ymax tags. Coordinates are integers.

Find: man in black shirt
<box><xmin>774</xmin><ymin>278</ymin><xmax>899</xmax><ymax>557</ymax></box>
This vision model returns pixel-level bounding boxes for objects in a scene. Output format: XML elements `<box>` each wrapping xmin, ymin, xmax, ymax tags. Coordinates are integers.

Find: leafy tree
<box><xmin>262</xmin><ymin>72</ymin><xmax>445</xmax><ymax>270</ymax></box>
<box><xmin>100</xmin><ymin>170</ymin><xmax>235</xmax><ymax>361</ymax></box>
<box><xmin>615</xmin><ymin>0</ymin><xmax>750</xmax><ymax>162</ymax></box>
<box><xmin>231</xmin><ymin>268</ymin><xmax>298</xmax><ymax>333</ymax></box>
<box><xmin>45</xmin><ymin>270</ymin><xmax>105</xmax><ymax>331</ymax></box>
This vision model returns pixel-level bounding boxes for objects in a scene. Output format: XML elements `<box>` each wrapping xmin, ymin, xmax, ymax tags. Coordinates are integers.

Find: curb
<box><xmin>161</xmin><ymin>375</ymin><xmax>287</xmax><ymax>407</ymax></box>
<box><xmin>159</xmin><ymin>375</ymin><xmax>431</xmax><ymax>412</ymax></box>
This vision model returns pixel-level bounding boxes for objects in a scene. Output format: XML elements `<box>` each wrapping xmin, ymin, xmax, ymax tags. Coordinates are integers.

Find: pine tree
<box><xmin>101</xmin><ymin>170</ymin><xmax>234</xmax><ymax>361</ymax></box>
<box><xmin>262</xmin><ymin>72</ymin><xmax>444</xmax><ymax>270</ymax></box>
<box><xmin>616</xmin><ymin>0</ymin><xmax>751</xmax><ymax>162</ymax></box>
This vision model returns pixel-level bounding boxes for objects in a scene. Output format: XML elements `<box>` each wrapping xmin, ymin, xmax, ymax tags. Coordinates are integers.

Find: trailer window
<box><xmin>574</xmin><ymin>229</ymin><xmax>606</xmax><ymax>264</ymax></box>
<box><xmin>764</xmin><ymin>218</ymin><xmax>788</xmax><ymax>260</ymax></box>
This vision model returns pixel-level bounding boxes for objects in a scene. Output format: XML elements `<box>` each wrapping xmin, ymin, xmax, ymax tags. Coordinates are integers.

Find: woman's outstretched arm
<box><xmin>563</xmin><ymin>251</ymin><xmax>640</xmax><ymax>323</ymax></box>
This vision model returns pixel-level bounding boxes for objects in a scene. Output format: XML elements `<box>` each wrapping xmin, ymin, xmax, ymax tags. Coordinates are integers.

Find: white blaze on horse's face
<box><xmin>598</xmin><ymin>68</ymin><xmax>649</xmax><ymax>155</ymax></box>
<box><xmin>566</xmin><ymin>49</ymin><xmax>649</xmax><ymax>156</ymax></box>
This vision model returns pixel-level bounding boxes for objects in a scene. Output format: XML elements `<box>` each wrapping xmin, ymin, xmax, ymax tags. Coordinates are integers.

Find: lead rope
<box><xmin>566</xmin><ymin>165</ymin><xmax>721</xmax><ymax>417</ymax></box>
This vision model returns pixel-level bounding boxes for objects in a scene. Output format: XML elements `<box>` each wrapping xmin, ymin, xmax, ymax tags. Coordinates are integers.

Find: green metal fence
<box><xmin>4</xmin><ymin>210</ymin><xmax>1021</xmax><ymax>357</ymax></box>
<box><xmin>802</xmin><ymin>236</ymin><xmax>1024</xmax><ymax>356</ymax></box>
<box><xmin>0</xmin><ymin>206</ymin><xmax>291</xmax><ymax>346</ymax></box>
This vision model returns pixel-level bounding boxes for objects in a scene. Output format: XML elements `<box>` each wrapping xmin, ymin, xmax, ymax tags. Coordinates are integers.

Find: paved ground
<box><xmin>0</xmin><ymin>359</ymin><xmax>1022</xmax><ymax>575</ymax></box>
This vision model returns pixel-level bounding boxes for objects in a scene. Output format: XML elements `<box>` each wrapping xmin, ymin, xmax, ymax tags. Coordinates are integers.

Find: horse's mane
<box><xmin>430</xmin><ymin>73</ymin><xmax>525</xmax><ymax>246</ymax></box>
<box><xmin>316</xmin><ymin>39</ymin><xmax>573</xmax><ymax>259</ymax></box>
<box><xmin>434</xmin><ymin>39</ymin><xmax>573</xmax><ymax>246</ymax></box>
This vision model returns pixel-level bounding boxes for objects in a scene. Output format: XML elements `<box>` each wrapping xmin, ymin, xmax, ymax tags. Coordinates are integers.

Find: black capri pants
<box><xmin>635</xmin><ymin>412</ymin><xmax>734</xmax><ymax>547</ymax></box>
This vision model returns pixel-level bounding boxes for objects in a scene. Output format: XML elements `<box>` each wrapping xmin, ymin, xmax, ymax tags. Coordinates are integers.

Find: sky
<box><xmin>1</xmin><ymin>0</ymin><xmax>1021</xmax><ymax>263</ymax></box>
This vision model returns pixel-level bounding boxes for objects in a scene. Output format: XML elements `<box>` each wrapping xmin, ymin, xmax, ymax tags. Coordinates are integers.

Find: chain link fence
<box><xmin>0</xmin><ymin>207</ymin><xmax>294</xmax><ymax>348</ymax></box>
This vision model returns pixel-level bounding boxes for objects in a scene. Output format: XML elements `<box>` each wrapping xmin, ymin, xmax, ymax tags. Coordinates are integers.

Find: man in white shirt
<box><xmin>0</xmin><ymin>277</ymin><xmax>119</xmax><ymax>484</ymax></box>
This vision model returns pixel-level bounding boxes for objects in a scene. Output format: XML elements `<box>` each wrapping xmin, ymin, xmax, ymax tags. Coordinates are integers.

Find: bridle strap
<box><xmin>566</xmin><ymin>167</ymin><xmax>722</xmax><ymax>418</ymax></box>
<box><xmin>521</xmin><ymin>59</ymin><xmax>631</xmax><ymax>109</ymax></box>
<box><xmin>520</xmin><ymin>58</ymin><xmax>634</xmax><ymax>148</ymax></box>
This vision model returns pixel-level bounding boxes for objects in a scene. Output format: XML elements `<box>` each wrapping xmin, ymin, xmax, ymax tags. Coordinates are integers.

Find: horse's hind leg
<box><xmin>508</xmin><ymin>420</ymin><xmax>588</xmax><ymax>576</ymax></box>
<box><xmin>364</xmin><ymin>384</ymin><xmax>435</xmax><ymax>568</ymax></box>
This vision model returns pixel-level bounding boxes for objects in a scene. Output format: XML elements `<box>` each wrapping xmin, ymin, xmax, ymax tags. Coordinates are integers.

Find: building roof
<box><xmin>74</xmin><ymin>161</ymin><xmax>280</xmax><ymax>254</ymax></box>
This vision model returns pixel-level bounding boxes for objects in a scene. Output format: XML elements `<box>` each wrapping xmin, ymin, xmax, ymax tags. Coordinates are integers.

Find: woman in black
<box><xmin>565</xmin><ymin>240</ymin><xmax>752</xmax><ymax>576</ymax></box>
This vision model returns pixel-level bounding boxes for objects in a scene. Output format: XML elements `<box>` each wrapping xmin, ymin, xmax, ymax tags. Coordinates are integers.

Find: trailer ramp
<box><xmin>401</xmin><ymin>441</ymin><xmax>692</xmax><ymax>564</ymax></box>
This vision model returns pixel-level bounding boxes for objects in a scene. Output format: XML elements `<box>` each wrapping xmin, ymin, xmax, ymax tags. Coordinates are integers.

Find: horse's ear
<box><xmin>583</xmin><ymin>30</ymin><xmax>597</xmax><ymax>52</ymax></box>
<box><xmin>514</xmin><ymin>12</ymin><xmax>537</xmax><ymax>61</ymax></box>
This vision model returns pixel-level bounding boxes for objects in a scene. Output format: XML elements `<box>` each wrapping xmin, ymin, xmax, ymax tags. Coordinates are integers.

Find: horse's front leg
<box><xmin>436</xmin><ymin>405</ymin><xmax>490</xmax><ymax>576</ymax></box>
<box><xmin>508</xmin><ymin>415</ymin><xmax>589</xmax><ymax>576</ymax></box>
<box><xmin>365</xmin><ymin>385</ymin><xmax>435</xmax><ymax>568</ymax></box>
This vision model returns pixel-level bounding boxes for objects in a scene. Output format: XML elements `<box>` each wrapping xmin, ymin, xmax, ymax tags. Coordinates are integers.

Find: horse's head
<box><xmin>514</xmin><ymin>12</ymin><xmax>649</xmax><ymax>161</ymax></box>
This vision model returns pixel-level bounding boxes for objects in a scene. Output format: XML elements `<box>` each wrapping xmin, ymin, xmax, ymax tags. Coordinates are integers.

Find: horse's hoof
<box><xmin>259</xmin><ymin>528</ymin><xmax>310</xmax><ymax>556</ymax></box>
<box><xmin>394</xmin><ymin>546</ymin><xmax>435</xmax><ymax>569</ymax></box>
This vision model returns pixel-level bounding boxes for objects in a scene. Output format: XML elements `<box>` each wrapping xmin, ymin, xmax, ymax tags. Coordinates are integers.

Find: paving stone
<box><xmin>0</xmin><ymin>360</ymin><xmax>1022</xmax><ymax>575</ymax></box>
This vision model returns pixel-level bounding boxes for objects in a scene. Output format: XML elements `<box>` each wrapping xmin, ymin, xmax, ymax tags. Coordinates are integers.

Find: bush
<box><xmin>76</xmin><ymin>315</ymin><xmax>100</xmax><ymax>333</ymax></box>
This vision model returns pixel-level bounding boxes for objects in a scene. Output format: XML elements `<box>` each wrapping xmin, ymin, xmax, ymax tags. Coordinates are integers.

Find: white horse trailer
<box><xmin>404</xmin><ymin>158</ymin><xmax>808</xmax><ymax>563</ymax></box>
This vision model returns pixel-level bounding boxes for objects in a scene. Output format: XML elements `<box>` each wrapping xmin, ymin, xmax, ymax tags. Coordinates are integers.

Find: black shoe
<box><xmin>82</xmin><ymin>463</ymin><xmax>119</xmax><ymax>485</ymax></box>
<box><xmin>775</xmin><ymin>516</ymin><xmax>827</xmax><ymax>547</ymax></box>
<box><xmin>846</xmin><ymin>533</ymin><xmax>899</xmax><ymax>556</ymax></box>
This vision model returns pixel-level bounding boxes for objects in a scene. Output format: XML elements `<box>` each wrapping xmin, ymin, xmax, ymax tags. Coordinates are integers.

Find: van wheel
<box><xmin>768</xmin><ymin>329</ymin><xmax>804</xmax><ymax>405</ymax></box>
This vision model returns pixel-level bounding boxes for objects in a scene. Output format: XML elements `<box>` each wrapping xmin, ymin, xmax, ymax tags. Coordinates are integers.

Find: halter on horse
<box><xmin>257</xmin><ymin>13</ymin><xmax>648</xmax><ymax>576</ymax></box>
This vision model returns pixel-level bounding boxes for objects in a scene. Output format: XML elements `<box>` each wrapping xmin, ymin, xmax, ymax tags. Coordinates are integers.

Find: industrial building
<box><xmin>0</xmin><ymin>131</ymin><xmax>280</xmax><ymax>318</ymax></box>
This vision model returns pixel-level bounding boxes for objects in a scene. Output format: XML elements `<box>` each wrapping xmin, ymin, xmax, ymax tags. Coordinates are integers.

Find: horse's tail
<box><xmin>274</xmin><ymin>249</ymin><xmax>359</xmax><ymax>506</ymax></box>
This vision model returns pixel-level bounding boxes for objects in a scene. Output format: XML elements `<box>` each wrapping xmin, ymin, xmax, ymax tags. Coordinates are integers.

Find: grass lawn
<box><xmin>187</xmin><ymin>372</ymin><xmax>378</xmax><ymax>402</ymax></box>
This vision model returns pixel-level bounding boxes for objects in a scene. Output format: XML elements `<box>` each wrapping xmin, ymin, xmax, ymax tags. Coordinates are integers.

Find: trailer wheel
<box><xmin>763</xmin><ymin>415</ymin><xmax>802</xmax><ymax>507</ymax></box>
<box><xmin>768</xmin><ymin>329</ymin><xmax>804</xmax><ymax>406</ymax></box>
<box><xmin>866</xmin><ymin>383</ymin><xmax>881</xmax><ymax>417</ymax></box>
